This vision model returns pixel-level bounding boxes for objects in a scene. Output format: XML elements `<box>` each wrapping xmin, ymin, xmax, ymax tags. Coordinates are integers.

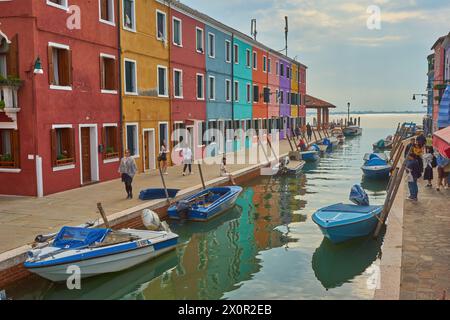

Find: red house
<box><xmin>0</xmin><ymin>0</ymin><xmax>120</xmax><ymax>196</ymax></box>
<box><xmin>169</xmin><ymin>3</ymin><xmax>207</xmax><ymax>160</ymax></box>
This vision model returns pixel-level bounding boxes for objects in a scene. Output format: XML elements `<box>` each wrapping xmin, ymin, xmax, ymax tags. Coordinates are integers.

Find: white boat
<box><xmin>343</xmin><ymin>126</ymin><xmax>363</xmax><ymax>137</ymax></box>
<box><xmin>260</xmin><ymin>160</ymin><xmax>280</xmax><ymax>176</ymax></box>
<box><xmin>24</xmin><ymin>227</ymin><xmax>178</xmax><ymax>282</ymax></box>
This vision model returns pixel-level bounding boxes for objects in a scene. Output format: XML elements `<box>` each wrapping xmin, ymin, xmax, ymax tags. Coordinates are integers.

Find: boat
<box><xmin>331</xmin><ymin>129</ymin><xmax>346</xmax><ymax>144</ymax></box>
<box><xmin>321</xmin><ymin>138</ymin><xmax>335</xmax><ymax>151</ymax></box>
<box><xmin>372</xmin><ymin>136</ymin><xmax>393</xmax><ymax>151</ymax></box>
<box><xmin>312</xmin><ymin>185</ymin><xmax>383</xmax><ymax>244</ymax></box>
<box><xmin>300</xmin><ymin>144</ymin><xmax>320</xmax><ymax>162</ymax></box>
<box><xmin>167</xmin><ymin>186</ymin><xmax>243</xmax><ymax>222</ymax></box>
<box><xmin>139</xmin><ymin>188</ymin><xmax>180</xmax><ymax>201</ymax></box>
<box><xmin>24</xmin><ymin>226</ymin><xmax>179</xmax><ymax>282</ymax></box>
<box><xmin>260</xmin><ymin>160</ymin><xmax>280</xmax><ymax>176</ymax></box>
<box><xmin>279</xmin><ymin>156</ymin><xmax>306</xmax><ymax>175</ymax></box>
<box><xmin>343</xmin><ymin>126</ymin><xmax>363</xmax><ymax>137</ymax></box>
<box><xmin>361</xmin><ymin>153</ymin><xmax>391</xmax><ymax>179</ymax></box>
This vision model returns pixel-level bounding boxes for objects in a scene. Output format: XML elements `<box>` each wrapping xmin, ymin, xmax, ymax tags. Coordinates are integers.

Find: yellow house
<box><xmin>120</xmin><ymin>0</ymin><xmax>171</xmax><ymax>172</ymax></box>
<box><xmin>291</xmin><ymin>63</ymin><xmax>299</xmax><ymax>120</ymax></box>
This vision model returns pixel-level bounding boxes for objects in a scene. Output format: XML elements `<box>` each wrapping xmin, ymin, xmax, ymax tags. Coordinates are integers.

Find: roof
<box><xmin>168</xmin><ymin>0</ymin><xmax>307</xmax><ymax>69</ymax></box>
<box><xmin>305</xmin><ymin>95</ymin><xmax>337</xmax><ymax>109</ymax></box>
<box><xmin>431</xmin><ymin>34</ymin><xmax>447</xmax><ymax>50</ymax></box>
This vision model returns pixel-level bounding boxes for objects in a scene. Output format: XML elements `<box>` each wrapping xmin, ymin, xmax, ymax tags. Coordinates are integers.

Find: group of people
<box><xmin>118</xmin><ymin>140</ymin><xmax>236</xmax><ymax>199</ymax></box>
<box><xmin>404</xmin><ymin>133</ymin><xmax>450</xmax><ymax>202</ymax></box>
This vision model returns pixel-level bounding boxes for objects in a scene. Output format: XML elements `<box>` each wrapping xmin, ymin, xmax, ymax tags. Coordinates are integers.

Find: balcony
<box><xmin>0</xmin><ymin>77</ymin><xmax>22</xmax><ymax>123</ymax></box>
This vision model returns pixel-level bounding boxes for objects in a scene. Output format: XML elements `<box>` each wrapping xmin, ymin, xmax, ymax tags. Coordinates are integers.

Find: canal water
<box><xmin>6</xmin><ymin>113</ymin><xmax>422</xmax><ymax>300</ymax></box>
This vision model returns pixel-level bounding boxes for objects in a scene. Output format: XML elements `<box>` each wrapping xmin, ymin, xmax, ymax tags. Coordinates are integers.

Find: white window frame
<box><xmin>122</xmin><ymin>0</ymin><xmax>136</xmax><ymax>32</ymax></box>
<box><xmin>208</xmin><ymin>75</ymin><xmax>216</xmax><ymax>101</ymax></box>
<box><xmin>100</xmin><ymin>53</ymin><xmax>117</xmax><ymax>94</ymax></box>
<box><xmin>263</xmin><ymin>56</ymin><xmax>267</xmax><ymax>73</ymax></box>
<box><xmin>46</xmin><ymin>0</ymin><xmax>68</xmax><ymax>11</ymax></box>
<box><xmin>125</xmin><ymin>123</ymin><xmax>139</xmax><ymax>158</ymax></box>
<box><xmin>157</xmin><ymin>65</ymin><xmax>168</xmax><ymax>97</ymax></box>
<box><xmin>208</xmin><ymin>32</ymin><xmax>216</xmax><ymax>59</ymax></box>
<box><xmin>253</xmin><ymin>51</ymin><xmax>257</xmax><ymax>70</ymax></box>
<box><xmin>196</xmin><ymin>73</ymin><xmax>205</xmax><ymax>100</ymax></box>
<box><xmin>156</xmin><ymin>10</ymin><xmax>167</xmax><ymax>42</ymax></box>
<box><xmin>276</xmin><ymin>61</ymin><xmax>279</xmax><ymax>76</ymax></box>
<box><xmin>246</xmin><ymin>83</ymin><xmax>251</xmax><ymax>104</ymax></box>
<box><xmin>48</xmin><ymin>42</ymin><xmax>72</xmax><ymax>91</ymax></box>
<box><xmin>225</xmin><ymin>79</ymin><xmax>231</xmax><ymax>102</ymax></box>
<box><xmin>173</xmin><ymin>69</ymin><xmax>183</xmax><ymax>99</ymax></box>
<box><xmin>98</xmin><ymin>0</ymin><xmax>115</xmax><ymax>26</ymax></box>
<box><xmin>234</xmin><ymin>44</ymin><xmax>239</xmax><ymax>64</ymax></box>
<box><xmin>246</xmin><ymin>49</ymin><xmax>251</xmax><ymax>68</ymax></box>
<box><xmin>225</xmin><ymin>40</ymin><xmax>231</xmax><ymax>63</ymax></box>
<box><xmin>196</xmin><ymin>27</ymin><xmax>205</xmax><ymax>54</ymax></box>
<box><xmin>51</xmin><ymin>124</ymin><xmax>75</xmax><ymax>172</ymax></box>
<box><xmin>124</xmin><ymin>58</ymin><xmax>138</xmax><ymax>95</ymax></box>
<box><xmin>268</xmin><ymin>58</ymin><xmax>271</xmax><ymax>74</ymax></box>
<box><xmin>234</xmin><ymin>80</ymin><xmax>239</xmax><ymax>102</ymax></box>
<box><xmin>172</xmin><ymin>17</ymin><xmax>182</xmax><ymax>47</ymax></box>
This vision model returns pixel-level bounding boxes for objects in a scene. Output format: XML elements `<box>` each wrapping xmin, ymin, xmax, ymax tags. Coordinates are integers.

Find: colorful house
<box><xmin>432</xmin><ymin>36</ymin><xmax>446</xmax><ymax>131</ymax></box>
<box><xmin>299</xmin><ymin>64</ymin><xmax>307</xmax><ymax>125</ymax></box>
<box><xmin>252</xmin><ymin>45</ymin><xmax>268</xmax><ymax>133</ymax></box>
<box><xmin>279</xmin><ymin>57</ymin><xmax>291</xmax><ymax>138</ymax></box>
<box><xmin>169</xmin><ymin>2</ymin><xmax>207</xmax><ymax>160</ymax></box>
<box><xmin>0</xmin><ymin>0</ymin><xmax>120</xmax><ymax>196</ymax></box>
<box><xmin>267</xmin><ymin>52</ymin><xmax>280</xmax><ymax>133</ymax></box>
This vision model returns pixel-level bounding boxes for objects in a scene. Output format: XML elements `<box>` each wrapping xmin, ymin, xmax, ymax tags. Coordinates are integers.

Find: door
<box><xmin>81</xmin><ymin>127</ymin><xmax>91</xmax><ymax>184</ymax></box>
<box><xmin>218</xmin><ymin>120</ymin><xmax>225</xmax><ymax>153</ymax></box>
<box><xmin>144</xmin><ymin>130</ymin><xmax>155</xmax><ymax>171</ymax></box>
<box><xmin>186</xmin><ymin>126</ymin><xmax>194</xmax><ymax>159</ymax></box>
<box><xmin>144</xmin><ymin>132</ymin><xmax>150</xmax><ymax>170</ymax></box>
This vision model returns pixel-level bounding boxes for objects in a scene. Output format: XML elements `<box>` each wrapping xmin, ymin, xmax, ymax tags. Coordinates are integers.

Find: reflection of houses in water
<box><xmin>140</xmin><ymin>188</ymin><xmax>263</xmax><ymax>300</ymax></box>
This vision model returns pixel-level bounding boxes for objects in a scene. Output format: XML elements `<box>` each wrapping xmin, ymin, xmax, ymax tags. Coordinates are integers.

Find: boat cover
<box><xmin>433</xmin><ymin>126</ymin><xmax>450</xmax><ymax>158</ymax></box>
<box><xmin>322</xmin><ymin>203</ymin><xmax>378</xmax><ymax>214</ymax></box>
<box><xmin>309</xmin><ymin>144</ymin><xmax>320</xmax><ymax>152</ymax></box>
<box><xmin>323</xmin><ymin>138</ymin><xmax>332</xmax><ymax>146</ymax></box>
<box><xmin>53</xmin><ymin>227</ymin><xmax>111</xmax><ymax>249</ymax></box>
<box><xmin>349</xmin><ymin>185</ymin><xmax>370</xmax><ymax>206</ymax></box>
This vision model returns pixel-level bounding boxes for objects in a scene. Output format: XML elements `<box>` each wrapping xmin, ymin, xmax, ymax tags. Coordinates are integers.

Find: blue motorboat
<box><xmin>139</xmin><ymin>188</ymin><xmax>180</xmax><ymax>201</ymax></box>
<box><xmin>300</xmin><ymin>144</ymin><xmax>320</xmax><ymax>162</ymax></box>
<box><xmin>312</xmin><ymin>185</ymin><xmax>383</xmax><ymax>244</ymax></box>
<box><xmin>168</xmin><ymin>186</ymin><xmax>243</xmax><ymax>222</ymax></box>
<box><xmin>361</xmin><ymin>153</ymin><xmax>391</xmax><ymax>179</ymax></box>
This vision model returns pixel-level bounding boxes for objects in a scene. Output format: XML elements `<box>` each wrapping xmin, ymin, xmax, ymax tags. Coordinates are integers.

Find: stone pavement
<box><xmin>399</xmin><ymin>174</ymin><xmax>450</xmax><ymax>300</ymax></box>
<box><xmin>0</xmin><ymin>140</ymin><xmax>293</xmax><ymax>254</ymax></box>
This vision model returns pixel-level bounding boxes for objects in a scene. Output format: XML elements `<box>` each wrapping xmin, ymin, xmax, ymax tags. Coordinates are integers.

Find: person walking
<box><xmin>436</xmin><ymin>153</ymin><xmax>450</xmax><ymax>191</ymax></box>
<box><xmin>412</xmin><ymin>141</ymin><xmax>424</xmax><ymax>174</ymax></box>
<box><xmin>181</xmin><ymin>144</ymin><xmax>193</xmax><ymax>176</ymax></box>
<box><xmin>404</xmin><ymin>138</ymin><xmax>416</xmax><ymax>158</ymax></box>
<box><xmin>159</xmin><ymin>140</ymin><xmax>169</xmax><ymax>175</ymax></box>
<box><xmin>405</xmin><ymin>153</ymin><xmax>421</xmax><ymax>201</ymax></box>
<box><xmin>220</xmin><ymin>156</ymin><xmax>236</xmax><ymax>185</ymax></box>
<box><xmin>422</xmin><ymin>146</ymin><xmax>435</xmax><ymax>188</ymax></box>
<box><xmin>306</xmin><ymin>123</ymin><xmax>312</xmax><ymax>142</ymax></box>
<box><xmin>416</xmin><ymin>132</ymin><xmax>426</xmax><ymax>149</ymax></box>
<box><xmin>119</xmin><ymin>149</ymin><xmax>137</xmax><ymax>199</ymax></box>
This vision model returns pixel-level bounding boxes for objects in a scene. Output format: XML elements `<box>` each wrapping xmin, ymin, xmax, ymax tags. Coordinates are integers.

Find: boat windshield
<box><xmin>53</xmin><ymin>227</ymin><xmax>111</xmax><ymax>249</ymax></box>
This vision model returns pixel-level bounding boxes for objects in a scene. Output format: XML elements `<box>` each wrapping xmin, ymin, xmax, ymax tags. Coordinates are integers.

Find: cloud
<box><xmin>349</xmin><ymin>35</ymin><xmax>408</xmax><ymax>47</ymax></box>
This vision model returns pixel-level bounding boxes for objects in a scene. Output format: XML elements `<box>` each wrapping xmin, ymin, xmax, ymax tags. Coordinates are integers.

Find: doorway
<box><xmin>79</xmin><ymin>125</ymin><xmax>99</xmax><ymax>185</ymax></box>
<box><xmin>143</xmin><ymin>129</ymin><xmax>156</xmax><ymax>171</ymax></box>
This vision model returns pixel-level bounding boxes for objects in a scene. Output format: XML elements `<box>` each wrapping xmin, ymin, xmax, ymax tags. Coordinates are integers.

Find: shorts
<box><xmin>438</xmin><ymin>167</ymin><xmax>449</xmax><ymax>179</ymax></box>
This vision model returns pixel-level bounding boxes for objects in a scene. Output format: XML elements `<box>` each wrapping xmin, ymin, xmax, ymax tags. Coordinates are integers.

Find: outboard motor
<box><xmin>176</xmin><ymin>200</ymin><xmax>192</xmax><ymax>219</ymax></box>
<box><xmin>349</xmin><ymin>184</ymin><xmax>370</xmax><ymax>206</ymax></box>
<box><xmin>141</xmin><ymin>209</ymin><xmax>171</xmax><ymax>232</ymax></box>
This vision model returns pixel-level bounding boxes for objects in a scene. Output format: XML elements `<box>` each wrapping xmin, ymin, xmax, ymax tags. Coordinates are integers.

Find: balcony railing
<box><xmin>0</xmin><ymin>78</ymin><xmax>22</xmax><ymax>122</ymax></box>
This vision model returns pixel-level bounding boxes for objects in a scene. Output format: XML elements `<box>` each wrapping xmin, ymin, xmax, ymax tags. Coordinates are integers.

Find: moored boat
<box><xmin>343</xmin><ymin>126</ymin><xmax>363</xmax><ymax>137</ymax></box>
<box><xmin>300</xmin><ymin>144</ymin><xmax>320</xmax><ymax>162</ymax></box>
<box><xmin>139</xmin><ymin>188</ymin><xmax>180</xmax><ymax>201</ymax></box>
<box><xmin>361</xmin><ymin>153</ymin><xmax>391</xmax><ymax>179</ymax></box>
<box><xmin>372</xmin><ymin>136</ymin><xmax>393</xmax><ymax>151</ymax></box>
<box><xmin>279</xmin><ymin>156</ymin><xmax>306</xmax><ymax>175</ymax></box>
<box><xmin>24</xmin><ymin>226</ymin><xmax>179</xmax><ymax>282</ymax></box>
<box><xmin>167</xmin><ymin>186</ymin><xmax>243</xmax><ymax>222</ymax></box>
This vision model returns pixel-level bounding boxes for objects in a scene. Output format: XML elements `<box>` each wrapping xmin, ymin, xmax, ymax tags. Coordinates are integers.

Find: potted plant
<box><xmin>0</xmin><ymin>75</ymin><xmax>23</xmax><ymax>88</ymax></box>
<box><xmin>0</xmin><ymin>100</ymin><xmax>5</xmax><ymax>110</ymax></box>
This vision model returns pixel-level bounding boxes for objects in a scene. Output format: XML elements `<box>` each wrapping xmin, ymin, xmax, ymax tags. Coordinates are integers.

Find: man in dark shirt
<box><xmin>306</xmin><ymin>123</ymin><xmax>312</xmax><ymax>142</ymax></box>
<box><xmin>404</xmin><ymin>138</ymin><xmax>416</xmax><ymax>158</ymax></box>
<box><xmin>406</xmin><ymin>153</ymin><xmax>421</xmax><ymax>201</ymax></box>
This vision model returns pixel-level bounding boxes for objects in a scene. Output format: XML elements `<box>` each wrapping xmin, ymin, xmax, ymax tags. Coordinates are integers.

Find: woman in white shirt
<box><xmin>182</xmin><ymin>146</ymin><xmax>193</xmax><ymax>176</ymax></box>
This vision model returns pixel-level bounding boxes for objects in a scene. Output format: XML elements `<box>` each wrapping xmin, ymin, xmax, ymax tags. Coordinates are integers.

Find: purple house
<box><xmin>279</xmin><ymin>58</ymin><xmax>291</xmax><ymax>139</ymax></box>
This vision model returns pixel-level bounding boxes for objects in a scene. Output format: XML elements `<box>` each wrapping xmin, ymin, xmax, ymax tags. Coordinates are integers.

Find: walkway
<box><xmin>399</xmin><ymin>175</ymin><xmax>450</xmax><ymax>300</ymax></box>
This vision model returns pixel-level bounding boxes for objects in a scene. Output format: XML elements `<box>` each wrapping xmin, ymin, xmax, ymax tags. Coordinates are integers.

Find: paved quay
<box><xmin>0</xmin><ymin>140</ymin><xmax>293</xmax><ymax>254</ymax></box>
<box><xmin>399</xmin><ymin>176</ymin><xmax>450</xmax><ymax>300</ymax></box>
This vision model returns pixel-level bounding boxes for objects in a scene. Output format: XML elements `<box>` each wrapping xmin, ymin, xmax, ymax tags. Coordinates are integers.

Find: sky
<box><xmin>182</xmin><ymin>0</ymin><xmax>450</xmax><ymax>113</ymax></box>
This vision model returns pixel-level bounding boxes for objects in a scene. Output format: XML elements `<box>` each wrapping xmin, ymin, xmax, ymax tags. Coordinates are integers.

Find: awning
<box><xmin>433</xmin><ymin>126</ymin><xmax>450</xmax><ymax>158</ymax></box>
<box><xmin>437</xmin><ymin>85</ymin><xmax>450</xmax><ymax>129</ymax></box>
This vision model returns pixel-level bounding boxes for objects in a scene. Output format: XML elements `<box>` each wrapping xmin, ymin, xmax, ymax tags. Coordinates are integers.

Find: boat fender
<box><xmin>141</xmin><ymin>209</ymin><xmax>162</xmax><ymax>231</ymax></box>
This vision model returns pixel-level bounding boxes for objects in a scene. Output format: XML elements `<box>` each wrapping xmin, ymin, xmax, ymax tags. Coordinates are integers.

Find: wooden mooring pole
<box><xmin>197</xmin><ymin>162</ymin><xmax>206</xmax><ymax>190</ymax></box>
<box><xmin>97</xmin><ymin>202</ymin><xmax>111</xmax><ymax>229</ymax></box>
<box><xmin>158</xmin><ymin>165</ymin><xmax>172</xmax><ymax>205</ymax></box>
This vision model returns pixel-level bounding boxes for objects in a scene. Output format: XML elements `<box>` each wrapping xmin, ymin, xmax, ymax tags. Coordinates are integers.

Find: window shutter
<box><xmin>6</xmin><ymin>35</ymin><xmax>19</xmax><ymax>77</ymax></box>
<box><xmin>11</xmin><ymin>130</ymin><xmax>20</xmax><ymax>168</ymax></box>
<box><xmin>47</xmin><ymin>46</ymin><xmax>55</xmax><ymax>85</ymax></box>
<box><xmin>69</xmin><ymin>128</ymin><xmax>76</xmax><ymax>163</ymax></box>
<box><xmin>67</xmin><ymin>49</ymin><xmax>73</xmax><ymax>86</ymax></box>
<box><xmin>50</xmin><ymin>129</ymin><xmax>57</xmax><ymax>167</ymax></box>
<box><xmin>100</xmin><ymin>56</ymin><xmax>105</xmax><ymax>90</ymax></box>
<box><xmin>102</xmin><ymin>126</ymin><xmax>107</xmax><ymax>157</ymax></box>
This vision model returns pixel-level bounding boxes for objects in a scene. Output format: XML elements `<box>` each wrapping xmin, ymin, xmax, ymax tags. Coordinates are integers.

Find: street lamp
<box><xmin>33</xmin><ymin>57</ymin><xmax>44</xmax><ymax>75</ymax></box>
<box><xmin>347</xmin><ymin>102</ymin><xmax>350</xmax><ymax>124</ymax></box>
<box><xmin>412</xmin><ymin>93</ymin><xmax>428</xmax><ymax>101</ymax></box>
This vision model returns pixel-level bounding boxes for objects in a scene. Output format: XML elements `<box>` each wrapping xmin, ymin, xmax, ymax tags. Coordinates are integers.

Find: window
<box><xmin>246</xmin><ymin>49</ymin><xmax>251</xmax><ymax>68</ymax></box>
<box><xmin>99</xmin><ymin>0</ymin><xmax>114</xmax><ymax>24</ymax></box>
<box><xmin>197</xmin><ymin>122</ymin><xmax>206</xmax><ymax>146</ymax></box>
<box><xmin>103</xmin><ymin>126</ymin><xmax>119</xmax><ymax>160</ymax></box>
<box><xmin>268</xmin><ymin>58</ymin><xmax>271</xmax><ymax>74</ymax></box>
<box><xmin>225</xmin><ymin>40</ymin><xmax>231</xmax><ymax>63</ymax></box>
<box><xmin>233</xmin><ymin>44</ymin><xmax>239</xmax><ymax>64</ymax></box>
<box><xmin>209</xmin><ymin>76</ymin><xmax>215</xmax><ymax>100</ymax></box>
<box><xmin>123</xmin><ymin>0</ymin><xmax>135</xmax><ymax>31</ymax></box>
<box><xmin>263</xmin><ymin>56</ymin><xmax>267</xmax><ymax>73</ymax></box>
<box><xmin>263</xmin><ymin>87</ymin><xmax>270</xmax><ymax>103</ymax></box>
<box><xmin>124</xmin><ymin>59</ymin><xmax>137</xmax><ymax>94</ymax></box>
<box><xmin>287</xmin><ymin>91</ymin><xmax>290</xmax><ymax>104</ymax></box>
<box><xmin>196</xmin><ymin>74</ymin><xmax>204</xmax><ymax>100</ymax></box>
<box><xmin>157</xmin><ymin>66</ymin><xmax>168</xmax><ymax>97</ymax></box>
<box><xmin>47</xmin><ymin>0</ymin><xmax>68</xmax><ymax>10</ymax></box>
<box><xmin>296</xmin><ymin>69</ymin><xmax>300</xmax><ymax>82</ymax></box>
<box><xmin>253</xmin><ymin>85</ymin><xmax>259</xmax><ymax>103</ymax></box>
<box><xmin>246</xmin><ymin>84</ymin><xmax>251</xmax><ymax>103</ymax></box>
<box><xmin>196</xmin><ymin>27</ymin><xmax>204</xmax><ymax>53</ymax></box>
<box><xmin>234</xmin><ymin>81</ymin><xmax>239</xmax><ymax>102</ymax></box>
<box><xmin>51</xmin><ymin>127</ymin><xmax>75</xmax><ymax>167</ymax></box>
<box><xmin>100</xmin><ymin>54</ymin><xmax>117</xmax><ymax>92</ymax></box>
<box><xmin>208</xmin><ymin>33</ymin><xmax>215</xmax><ymax>58</ymax></box>
<box><xmin>0</xmin><ymin>129</ymin><xmax>19</xmax><ymax>169</ymax></box>
<box><xmin>173</xmin><ymin>69</ymin><xmax>183</xmax><ymax>98</ymax></box>
<box><xmin>286</xmin><ymin>66</ymin><xmax>290</xmax><ymax>79</ymax></box>
<box><xmin>48</xmin><ymin>43</ymin><xmax>72</xmax><ymax>89</ymax></box>
<box><xmin>280</xmin><ymin>63</ymin><xmax>284</xmax><ymax>77</ymax></box>
<box><xmin>280</xmin><ymin>91</ymin><xmax>284</xmax><ymax>104</ymax></box>
<box><xmin>159</xmin><ymin>123</ymin><xmax>169</xmax><ymax>147</ymax></box>
<box><xmin>0</xmin><ymin>55</ymin><xmax>6</xmax><ymax>78</ymax></box>
<box><xmin>275</xmin><ymin>90</ymin><xmax>279</xmax><ymax>103</ymax></box>
<box><xmin>253</xmin><ymin>51</ymin><xmax>257</xmax><ymax>70</ymax></box>
<box><xmin>225</xmin><ymin>79</ymin><xmax>231</xmax><ymax>102</ymax></box>
<box><xmin>126</xmin><ymin>124</ymin><xmax>139</xmax><ymax>156</ymax></box>
<box><xmin>156</xmin><ymin>10</ymin><xmax>167</xmax><ymax>41</ymax></box>
<box><xmin>173</xmin><ymin>17</ymin><xmax>182</xmax><ymax>46</ymax></box>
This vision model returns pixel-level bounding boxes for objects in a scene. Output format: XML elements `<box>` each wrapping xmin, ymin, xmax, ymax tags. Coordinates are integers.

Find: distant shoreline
<box><xmin>307</xmin><ymin>111</ymin><xmax>426</xmax><ymax>115</ymax></box>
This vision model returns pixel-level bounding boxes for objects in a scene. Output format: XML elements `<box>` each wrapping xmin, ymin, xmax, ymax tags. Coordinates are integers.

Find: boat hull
<box><xmin>343</xmin><ymin>127</ymin><xmax>363</xmax><ymax>137</ymax></box>
<box><xmin>300</xmin><ymin>151</ymin><xmax>320</xmax><ymax>162</ymax></box>
<box><xmin>25</xmin><ymin>236</ymin><xmax>178</xmax><ymax>282</ymax></box>
<box><xmin>361</xmin><ymin>166</ymin><xmax>391</xmax><ymax>179</ymax></box>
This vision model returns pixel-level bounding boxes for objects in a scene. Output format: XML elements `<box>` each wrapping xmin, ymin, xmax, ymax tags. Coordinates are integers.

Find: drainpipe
<box><xmin>231</xmin><ymin>33</ymin><xmax>236</xmax><ymax>157</ymax></box>
<box><xmin>168</xmin><ymin>0</ymin><xmax>173</xmax><ymax>160</ymax></box>
<box><xmin>117</xmin><ymin>1</ymin><xmax>124</xmax><ymax>158</ymax></box>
